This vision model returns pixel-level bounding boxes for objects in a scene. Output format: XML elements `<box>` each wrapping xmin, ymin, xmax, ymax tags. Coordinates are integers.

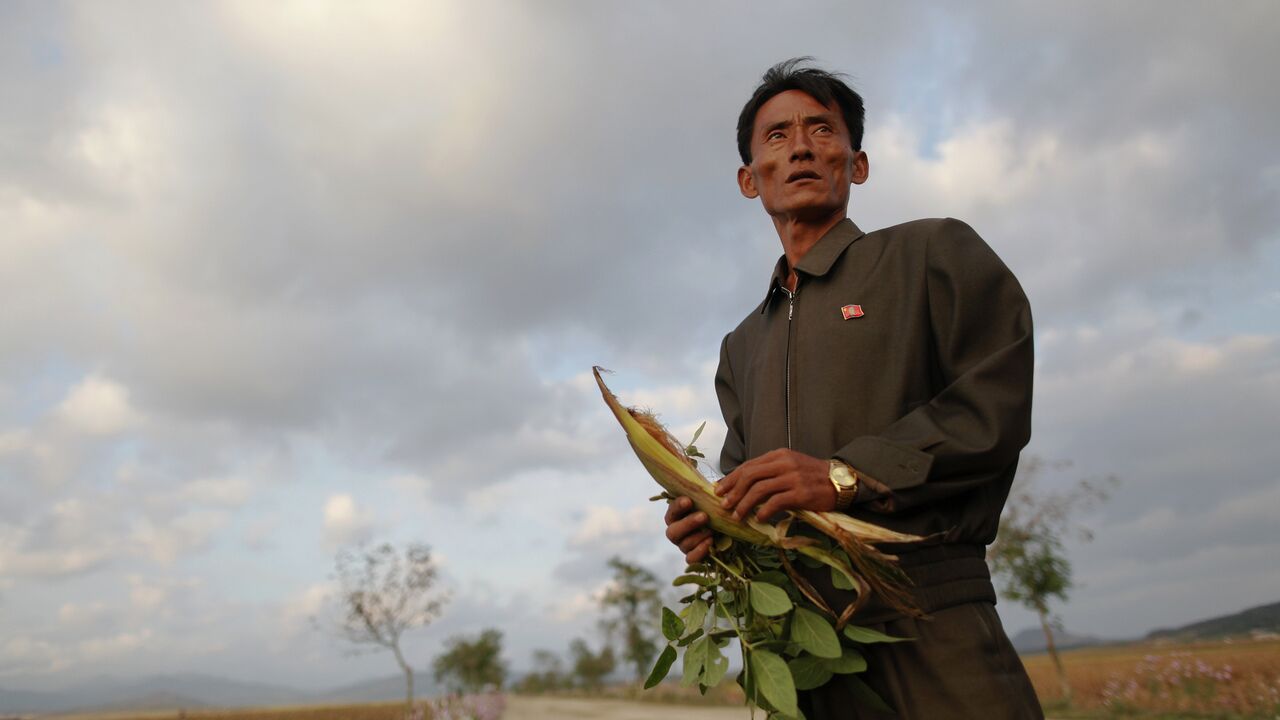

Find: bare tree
<box><xmin>333</xmin><ymin>542</ymin><xmax>449</xmax><ymax>709</ymax></box>
<box><xmin>989</xmin><ymin>459</ymin><xmax>1114</xmax><ymax>705</ymax></box>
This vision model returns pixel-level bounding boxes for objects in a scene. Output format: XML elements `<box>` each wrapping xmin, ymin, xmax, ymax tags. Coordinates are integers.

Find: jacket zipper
<box><xmin>783</xmin><ymin>284</ymin><xmax>798</xmax><ymax>449</ymax></box>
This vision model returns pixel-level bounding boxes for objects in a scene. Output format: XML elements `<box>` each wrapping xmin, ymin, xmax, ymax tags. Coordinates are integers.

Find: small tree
<box><xmin>598</xmin><ymin>556</ymin><xmax>662</xmax><ymax>682</ymax></box>
<box><xmin>333</xmin><ymin>542</ymin><xmax>448</xmax><ymax>709</ymax></box>
<box><xmin>515</xmin><ymin>649</ymin><xmax>567</xmax><ymax>694</ymax></box>
<box><xmin>989</xmin><ymin>461</ymin><xmax>1113</xmax><ymax>704</ymax></box>
<box><xmin>433</xmin><ymin>628</ymin><xmax>508</xmax><ymax>693</ymax></box>
<box><xmin>569</xmin><ymin>637</ymin><xmax>616</xmax><ymax>691</ymax></box>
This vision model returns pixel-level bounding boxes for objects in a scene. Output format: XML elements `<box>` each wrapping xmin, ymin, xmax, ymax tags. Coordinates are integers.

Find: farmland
<box><xmin>27</xmin><ymin>638</ymin><xmax>1280</xmax><ymax>720</ymax></box>
<box><xmin>1022</xmin><ymin>637</ymin><xmax>1280</xmax><ymax>718</ymax></box>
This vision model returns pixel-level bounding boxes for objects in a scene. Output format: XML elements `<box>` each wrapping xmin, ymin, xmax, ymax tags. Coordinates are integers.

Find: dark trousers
<box><xmin>798</xmin><ymin>602</ymin><xmax>1044</xmax><ymax>719</ymax></box>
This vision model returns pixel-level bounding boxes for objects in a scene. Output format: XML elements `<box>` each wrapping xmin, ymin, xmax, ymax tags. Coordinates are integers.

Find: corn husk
<box><xmin>593</xmin><ymin>366</ymin><xmax>924</xmax><ymax>621</ymax></box>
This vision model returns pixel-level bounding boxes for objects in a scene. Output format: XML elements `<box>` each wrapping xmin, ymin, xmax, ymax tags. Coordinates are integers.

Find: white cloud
<box><xmin>179</xmin><ymin>476</ymin><xmax>253</xmax><ymax>508</ymax></box>
<box><xmin>129</xmin><ymin>510</ymin><xmax>229</xmax><ymax>565</ymax></box>
<box><xmin>0</xmin><ymin>635</ymin><xmax>67</xmax><ymax>674</ymax></box>
<box><xmin>58</xmin><ymin>601</ymin><xmax>109</xmax><ymax>627</ymax></box>
<box><xmin>128</xmin><ymin>576</ymin><xmax>168</xmax><ymax>613</ymax></box>
<box><xmin>78</xmin><ymin>628</ymin><xmax>153</xmax><ymax>663</ymax></box>
<box><xmin>548</xmin><ymin>583</ymin><xmax>608</xmax><ymax>624</ymax></box>
<box><xmin>569</xmin><ymin>505</ymin><xmax>655</xmax><ymax>549</ymax></box>
<box><xmin>278</xmin><ymin>581</ymin><xmax>334</xmax><ymax>640</ymax></box>
<box><xmin>54</xmin><ymin>375</ymin><xmax>142</xmax><ymax>436</ymax></box>
<box><xmin>322</xmin><ymin>493</ymin><xmax>374</xmax><ymax>548</ymax></box>
<box><xmin>0</xmin><ymin>525</ymin><xmax>111</xmax><ymax>579</ymax></box>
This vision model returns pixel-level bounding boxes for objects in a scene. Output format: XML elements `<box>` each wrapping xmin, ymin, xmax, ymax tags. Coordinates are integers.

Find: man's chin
<box><xmin>766</xmin><ymin>199</ymin><xmax>847</xmax><ymax>223</ymax></box>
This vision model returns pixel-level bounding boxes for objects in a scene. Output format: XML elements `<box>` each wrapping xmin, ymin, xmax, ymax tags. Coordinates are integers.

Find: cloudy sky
<box><xmin>2</xmin><ymin>0</ymin><xmax>1278</xmax><ymax>692</ymax></box>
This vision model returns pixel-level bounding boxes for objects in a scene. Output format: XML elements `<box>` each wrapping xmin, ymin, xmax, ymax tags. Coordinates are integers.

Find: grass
<box><xmin>1021</xmin><ymin>637</ymin><xmax>1280</xmax><ymax>718</ymax></box>
<box><xmin>44</xmin><ymin>701</ymin><xmax>411</xmax><ymax>720</ymax></box>
<box><xmin>34</xmin><ymin>638</ymin><xmax>1280</xmax><ymax>720</ymax></box>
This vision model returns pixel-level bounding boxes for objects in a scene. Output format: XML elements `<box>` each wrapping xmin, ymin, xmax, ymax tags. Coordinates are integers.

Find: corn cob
<box><xmin>593</xmin><ymin>366</ymin><xmax>924</xmax><ymax>620</ymax></box>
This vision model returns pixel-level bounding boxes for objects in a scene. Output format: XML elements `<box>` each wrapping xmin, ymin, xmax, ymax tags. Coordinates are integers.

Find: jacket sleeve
<box><xmin>715</xmin><ymin>333</ymin><xmax>747</xmax><ymax>476</ymax></box>
<box><xmin>832</xmin><ymin>219</ymin><xmax>1033</xmax><ymax>512</ymax></box>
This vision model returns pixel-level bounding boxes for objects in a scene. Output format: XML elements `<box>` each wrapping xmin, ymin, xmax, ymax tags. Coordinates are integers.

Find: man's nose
<box><xmin>789</xmin><ymin>130</ymin><xmax>815</xmax><ymax>161</ymax></box>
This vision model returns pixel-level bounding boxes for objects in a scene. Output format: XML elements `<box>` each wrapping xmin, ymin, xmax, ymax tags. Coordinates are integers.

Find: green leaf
<box><xmin>644</xmin><ymin>645</ymin><xmax>677</xmax><ymax>689</ymax></box>
<box><xmin>823</xmin><ymin>646</ymin><xmax>867</xmax><ymax>674</ymax></box>
<box><xmin>682</xmin><ymin>636</ymin><xmax>710</xmax><ymax>687</ymax></box>
<box><xmin>714</xmin><ymin>534</ymin><xmax>733</xmax><ymax>552</ymax></box>
<box><xmin>830</xmin><ymin>564</ymin><xmax>855</xmax><ymax>590</ymax></box>
<box><xmin>750</xmin><ymin>582</ymin><xmax>794</xmax><ymax>617</ymax></box>
<box><xmin>787</xmin><ymin>654</ymin><xmax>834</xmax><ymax>691</ymax></box>
<box><xmin>748</xmin><ymin>649</ymin><xmax>799</xmax><ymax>717</ymax></box>
<box><xmin>685</xmin><ymin>562</ymin><xmax>711</xmax><ymax>574</ymax></box>
<box><xmin>790</xmin><ymin>607</ymin><xmax>841</xmax><ymax>658</ymax></box>
<box><xmin>846</xmin><ymin>674</ymin><xmax>894</xmax><ymax>714</ymax></box>
<box><xmin>662</xmin><ymin>606</ymin><xmax>685</xmax><ymax>641</ymax></box>
<box><xmin>690</xmin><ymin>421</ymin><xmax>706</xmax><ymax>445</ymax></box>
<box><xmin>755</xmin><ymin>570</ymin><xmax>790</xmax><ymax>587</ymax></box>
<box><xmin>703</xmin><ymin>642</ymin><xmax>730</xmax><ymax>687</ymax></box>
<box><xmin>843</xmin><ymin>625</ymin><xmax>912</xmax><ymax>644</ymax></box>
<box><xmin>756</xmin><ymin>553</ymin><xmax>782</xmax><ymax>568</ymax></box>
<box><xmin>673</xmin><ymin>573</ymin><xmax>713</xmax><ymax>587</ymax></box>
<box><xmin>677</xmin><ymin>627</ymin><xmax>704</xmax><ymax>647</ymax></box>
<box><xmin>682</xmin><ymin>599</ymin><xmax>708</xmax><ymax>631</ymax></box>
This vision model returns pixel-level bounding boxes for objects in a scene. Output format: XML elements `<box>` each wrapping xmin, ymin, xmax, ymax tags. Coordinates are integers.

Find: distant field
<box><xmin>34</xmin><ymin>638</ymin><xmax>1280</xmax><ymax>720</ymax></box>
<box><xmin>1021</xmin><ymin>637</ymin><xmax>1280</xmax><ymax>717</ymax></box>
<box><xmin>40</xmin><ymin>696</ymin><xmax>750</xmax><ymax>720</ymax></box>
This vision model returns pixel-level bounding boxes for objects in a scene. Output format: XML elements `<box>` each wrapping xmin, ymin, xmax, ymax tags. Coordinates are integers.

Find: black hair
<box><xmin>736</xmin><ymin>57</ymin><xmax>865</xmax><ymax>165</ymax></box>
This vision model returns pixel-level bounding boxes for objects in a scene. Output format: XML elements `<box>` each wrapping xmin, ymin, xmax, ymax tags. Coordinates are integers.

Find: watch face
<box><xmin>830</xmin><ymin>464</ymin><xmax>856</xmax><ymax>488</ymax></box>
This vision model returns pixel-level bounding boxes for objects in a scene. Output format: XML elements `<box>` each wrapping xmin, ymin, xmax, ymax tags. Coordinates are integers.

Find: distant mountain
<box><xmin>1147</xmin><ymin>600</ymin><xmax>1280</xmax><ymax>641</ymax></box>
<box><xmin>1010</xmin><ymin>626</ymin><xmax>1109</xmax><ymax>654</ymax></box>
<box><xmin>0</xmin><ymin>670</ymin><xmax>443</xmax><ymax>715</ymax></box>
<box><xmin>312</xmin><ymin>671</ymin><xmax>440</xmax><ymax>703</ymax></box>
<box><xmin>0</xmin><ymin>673</ymin><xmax>307</xmax><ymax>714</ymax></box>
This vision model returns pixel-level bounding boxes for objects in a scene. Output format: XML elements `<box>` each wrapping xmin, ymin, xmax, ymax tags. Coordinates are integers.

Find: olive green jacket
<box><xmin>716</xmin><ymin>217</ymin><xmax>1033</xmax><ymax>613</ymax></box>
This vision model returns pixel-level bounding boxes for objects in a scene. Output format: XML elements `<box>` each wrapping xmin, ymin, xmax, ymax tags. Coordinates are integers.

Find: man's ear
<box><xmin>738</xmin><ymin>165</ymin><xmax>759</xmax><ymax>199</ymax></box>
<box><xmin>851</xmin><ymin>150</ymin><xmax>869</xmax><ymax>186</ymax></box>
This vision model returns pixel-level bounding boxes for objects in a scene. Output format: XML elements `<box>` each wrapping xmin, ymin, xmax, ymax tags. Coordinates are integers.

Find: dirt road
<box><xmin>503</xmin><ymin>697</ymin><xmax>751</xmax><ymax>719</ymax></box>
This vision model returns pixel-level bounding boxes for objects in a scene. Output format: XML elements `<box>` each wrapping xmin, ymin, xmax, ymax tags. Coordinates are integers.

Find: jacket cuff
<box><xmin>834</xmin><ymin>436</ymin><xmax>934</xmax><ymax>493</ymax></box>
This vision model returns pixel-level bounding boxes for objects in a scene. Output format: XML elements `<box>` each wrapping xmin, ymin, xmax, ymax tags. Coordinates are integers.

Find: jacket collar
<box><xmin>760</xmin><ymin>218</ymin><xmax>865</xmax><ymax>313</ymax></box>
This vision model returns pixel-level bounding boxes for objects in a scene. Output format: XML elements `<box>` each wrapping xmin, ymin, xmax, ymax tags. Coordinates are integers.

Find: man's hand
<box><xmin>715</xmin><ymin>448</ymin><xmax>836</xmax><ymax>521</ymax></box>
<box><xmin>664</xmin><ymin>496</ymin><xmax>713</xmax><ymax>564</ymax></box>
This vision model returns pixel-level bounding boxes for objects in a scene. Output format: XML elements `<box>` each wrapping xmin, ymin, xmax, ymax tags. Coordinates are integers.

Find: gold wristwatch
<box><xmin>828</xmin><ymin>459</ymin><xmax>859</xmax><ymax>511</ymax></box>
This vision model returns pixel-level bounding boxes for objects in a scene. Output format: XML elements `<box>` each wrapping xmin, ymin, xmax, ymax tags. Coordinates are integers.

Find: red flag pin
<box><xmin>840</xmin><ymin>304</ymin><xmax>864</xmax><ymax>320</ymax></box>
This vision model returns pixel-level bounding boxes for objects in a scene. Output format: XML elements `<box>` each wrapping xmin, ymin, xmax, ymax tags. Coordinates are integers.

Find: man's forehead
<box><xmin>755</xmin><ymin>90</ymin><xmax>839</xmax><ymax>126</ymax></box>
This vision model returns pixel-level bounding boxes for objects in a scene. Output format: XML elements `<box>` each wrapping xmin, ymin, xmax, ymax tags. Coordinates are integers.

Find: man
<box><xmin>664</xmin><ymin>59</ymin><xmax>1043</xmax><ymax>718</ymax></box>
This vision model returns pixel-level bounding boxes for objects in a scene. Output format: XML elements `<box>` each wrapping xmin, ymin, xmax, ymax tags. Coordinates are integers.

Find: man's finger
<box><xmin>715</xmin><ymin>452</ymin><xmax>773</xmax><ymax>497</ymax></box>
<box><xmin>755</xmin><ymin>489</ymin><xmax>804</xmax><ymax>522</ymax></box>
<box><xmin>732</xmin><ymin>477</ymin><xmax>789</xmax><ymax>519</ymax></box>
<box><xmin>719</xmin><ymin>459</ymin><xmax>783</xmax><ymax>509</ymax></box>
<box><xmin>665</xmin><ymin>511</ymin><xmax>709</xmax><ymax>543</ymax></box>
<box><xmin>686</xmin><ymin>536</ymin><xmax>713</xmax><ymax>564</ymax></box>
<box><xmin>664</xmin><ymin>496</ymin><xmax>694</xmax><ymax>525</ymax></box>
<box><xmin>678</xmin><ymin>529</ymin><xmax>713</xmax><ymax>554</ymax></box>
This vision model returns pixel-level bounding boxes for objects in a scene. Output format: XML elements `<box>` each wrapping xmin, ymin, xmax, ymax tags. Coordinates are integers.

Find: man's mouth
<box><xmin>786</xmin><ymin>170</ymin><xmax>821</xmax><ymax>183</ymax></box>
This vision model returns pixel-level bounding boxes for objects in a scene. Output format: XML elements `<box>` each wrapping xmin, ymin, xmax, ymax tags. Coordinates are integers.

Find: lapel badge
<box><xmin>840</xmin><ymin>304</ymin><xmax>864</xmax><ymax>320</ymax></box>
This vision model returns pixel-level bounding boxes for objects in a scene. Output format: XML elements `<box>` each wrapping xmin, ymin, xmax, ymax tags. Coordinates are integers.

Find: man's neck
<box><xmin>772</xmin><ymin>211</ymin><xmax>847</xmax><ymax>292</ymax></box>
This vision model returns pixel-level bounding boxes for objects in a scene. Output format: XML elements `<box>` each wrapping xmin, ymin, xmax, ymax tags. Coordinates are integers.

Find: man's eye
<box><xmin>815</xmin><ymin>126</ymin><xmax>832</xmax><ymax>134</ymax></box>
<box><xmin>768</xmin><ymin>131</ymin><xmax>785</xmax><ymax>141</ymax></box>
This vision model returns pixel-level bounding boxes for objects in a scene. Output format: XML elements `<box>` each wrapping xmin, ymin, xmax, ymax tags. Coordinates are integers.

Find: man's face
<box><xmin>737</xmin><ymin>90</ymin><xmax>868</xmax><ymax>221</ymax></box>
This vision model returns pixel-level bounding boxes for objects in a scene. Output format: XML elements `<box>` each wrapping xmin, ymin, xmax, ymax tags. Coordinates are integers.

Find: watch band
<box><xmin>828</xmin><ymin>459</ymin><xmax>859</xmax><ymax>511</ymax></box>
